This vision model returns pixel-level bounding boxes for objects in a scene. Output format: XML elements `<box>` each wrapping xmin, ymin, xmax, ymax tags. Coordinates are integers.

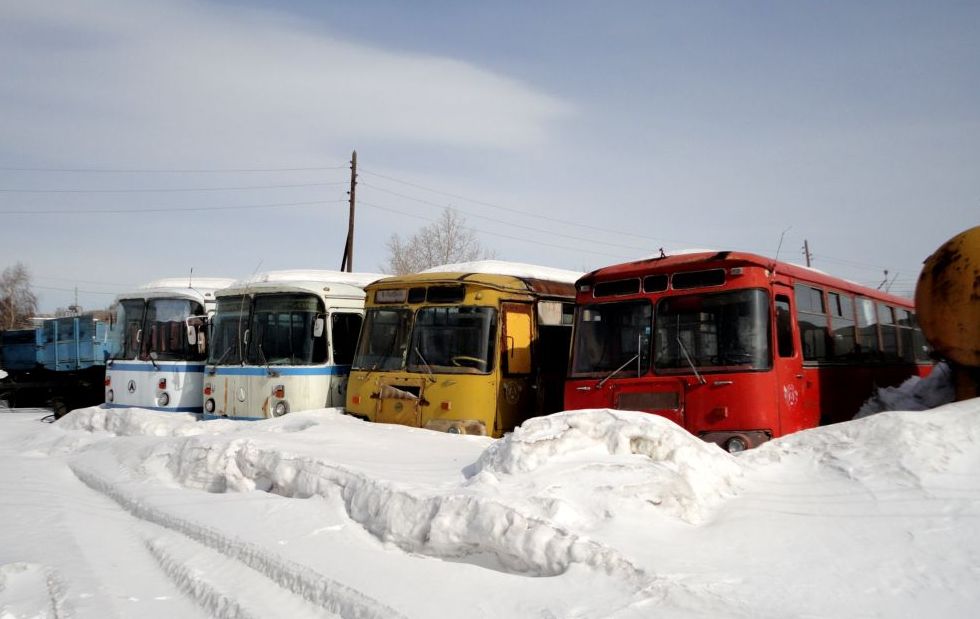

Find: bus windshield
<box><xmin>209</xmin><ymin>295</ymin><xmax>248</xmax><ymax>365</ymax></box>
<box><xmin>353</xmin><ymin>308</ymin><xmax>413</xmax><ymax>371</ymax></box>
<box><xmin>108</xmin><ymin>299</ymin><xmax>145</xmax><ymax>361</ymax></box>
<box><xmin>571</xmin><ymin>301</ymin><xmax>651</xmax><ymax>377</ymax></box>
<box><xmin>654</xmin><ymin>289</ymin><xmax>771</xmax><ymax>373</ymax></box>
<box><xmin>408</xmin><ymin>306</ymin><xmax>497</xmax><ymax>374</ymax></box>
<box><xmin>141</xmin><ymin>298</ymin><xmax>205</xmax><ymax>361</ymax></box>
<box><xmin>247</xmin><ymin>294</ymin><xmax>325</xmax><ymax>366</ymax></box>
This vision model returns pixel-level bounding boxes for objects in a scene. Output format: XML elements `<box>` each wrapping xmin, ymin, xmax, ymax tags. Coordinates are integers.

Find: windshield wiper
<box><xmin>676</xmin><ymin>336</ymin><xmax>706</xmax><ymax>385</ymax></box>
<box><xmin>413</xmin><ymin>346</ymin><xmax>437</xmax><ymax>383</ymax></box>
<box><xmin>256</xmin><ymin>342</ymin><xmax>280</xmax><ymax>376</ymax></box>
<box><xmin>596</xmin><ymin>353</ymin><xmax>639</xmax><ymax>389</ymax></box>
<box><xmin>208</xmin><ymin>345</ymin><xmax>234</xmax><ymax>370</ymax></box>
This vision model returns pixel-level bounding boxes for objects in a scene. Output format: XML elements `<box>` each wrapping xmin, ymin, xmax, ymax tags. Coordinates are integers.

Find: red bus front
<box><xmin>564</xmin><ymin>260</ymin><xmax>815</xmax><ymax>453</ymax></box>
<box><xmin>564</xmin><ymin>253</ymin><xmax>931</xmax><ymax>452</ymax></box>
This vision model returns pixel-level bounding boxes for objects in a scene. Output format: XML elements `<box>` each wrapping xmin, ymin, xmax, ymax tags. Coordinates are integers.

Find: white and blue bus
<box><xmin>203</xmin><ymin>270</ymin><xmax>380</xmax><ymax>420</ymax></box>
<box><xmin>104</xmin><ymin>278</ymin><xmax>235</xmax><ymax>412</ymax></box>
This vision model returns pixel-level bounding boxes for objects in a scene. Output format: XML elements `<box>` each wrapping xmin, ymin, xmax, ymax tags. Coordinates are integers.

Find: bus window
<box><xmin>775</xmin><ymin>296</ymin><xmax>794</xmax><ymax>358</ymax></box>
<box><xmin>655</xmin><ymin>289</ymin><xmax>771</xmax><ymax>372</ymax></box>
<box><xmin>878</xmin><ymin>304</ymin><xmax>899</xmax><ymax>361</ymax></box>
<box><xmin>408</xmin><ymin>306</ymin><xmax>497</xmax><ymax>374</ymax></box>
<box><xmin>828</xmin><ymin>292</ymin><xmax>856</xmax><ymax>359</ymax></box>
<box><xmin>855</xmin><ymin>297</ymin><xmax>880</xmax><ymax>359</ymax></box>
<box><xmin>503</xmin><ymin>304</ymin><xmax>533</xmax><ymax>374</ymax></box>
<box><xmin>571</xmin><ymin>301</ymin><xmax>651</xmax><ymax>377</ymax></box>
<box><xmin>142</xmin><ymin>299</ymin><xmax>205</xmax><ymax>361</ymax></box>
<box><xmin>895</xmin><ymin>309</ymin><xmax>916</xmax><ymax>362</ymax></box>
<box><xmin>794</xmin><ymin>284</ymin><xmax>830</xmax><ymax>362</ymax></box>
<box><xmin>353</xmin><ymin>308</ymin><xmax>413</xmax><ymax>371</ymax></box>
<box><xmin>330</xmin><ymin>313</ymin><xmax>363</xmax><ymax>365</ymax></box>
<box><xmin>248</xmin><ymin>294</ymin><xmax>325</xmax><ymax>366</ymax></box>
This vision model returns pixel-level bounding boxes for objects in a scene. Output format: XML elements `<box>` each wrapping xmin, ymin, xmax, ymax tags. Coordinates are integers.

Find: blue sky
<box><xmin>1</xmin><ymin>1</ymin><xmax>977</xmax><ymax>311</ymax></box>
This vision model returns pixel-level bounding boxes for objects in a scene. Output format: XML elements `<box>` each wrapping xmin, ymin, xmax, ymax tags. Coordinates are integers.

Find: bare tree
<box><xmin>383</xmin><ymin>209</ymin><xmax>494</xmax><ymax>274</ymax></box>
<box><xmin>0</xmin><ymin>263</ymin><xmax>39</xmax><ymax>330</ymax></box>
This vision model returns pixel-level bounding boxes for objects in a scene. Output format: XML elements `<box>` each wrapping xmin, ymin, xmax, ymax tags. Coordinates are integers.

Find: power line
<box><xmin>361</xmin><ymin>167</ymin><xmax>919</xmax><ymax>278</ymax></box>
<box><xmin>360</xmin><ymin>172</ymin><xmax>695</xmax><ymax>247</ymax></box>
<box><xmin>358</xmin><ymin>199</ymin><xmax>634</xmax><ymax>260</ymax></box>
<box><xmin>34</xmin><ymin>275</ymin><xmax>133</xmax><ymax>289</ymax></box>
<box><xmin>361</xmin><ymin>182</ymin><xmax>656</xmax><ymax>255</ymax></box>
<box><xmin>0</xmin><ymin>164</ymin><xmax>347</xmax><ymax>173</ymax></box>
<box><xmin>33</xmin><ymin>284</ymin><xmax>119</xmax><ymax>296</ymax></box>
<box><xmin>0</xmin><ymin>181</ymin><xmax>348</xmax><ymax>194</ymax></box>
<box><xmin>0</xmin><ymin>198</ymin><xmax>347</xmax><ymax>216</ymax></box>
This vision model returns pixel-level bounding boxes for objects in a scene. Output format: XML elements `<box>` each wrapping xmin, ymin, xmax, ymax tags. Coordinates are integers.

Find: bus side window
<box><xmin>855</xmin><ymin>297</ymin><xmax>880</xmax><ymax>360</ymax></box>
<box><xmin>794</xmin><ymin>284</ymin><xmax>830</xmax><ymax>362</ymax></box>
<box><xmin>502</xmin><ymin>304</ymin><xmax>532</xmax><ymax>374</ymax></box>
<box><xmin>330</xmin><ymin>313</ymin><xmax>363</xmax><ymax>365</ymax></box>
<box><xmin>775</xmin><ymin>296</ymin><xmax>794</xmax><ymax>357</ymax></box>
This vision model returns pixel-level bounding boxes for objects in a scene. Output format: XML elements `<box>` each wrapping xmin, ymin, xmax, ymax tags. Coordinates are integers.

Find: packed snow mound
<box><xmin>57</xmin><ymin>406</ymin><xmax>206</xmax><ymax>437</ymax></box>
<box><xmin>745</xmin><ymin>398</ymin><xmax>980</xmax><ymax>485</ymax></box>
<box><xmin>420</xmin><ymin>260</ymin><xmax>582</xmax><ymax>284</ymax></box>
<box><xmin>56</xmin><ymin>407</ymin><xmax>644</xmax><ymax>579</ymax></box>
<box><xmin>472</xmin><ymin>409</ymin><xmax>737</xmax><ymax>476</ymax></box>
<box><xmin>468</xmin><ymin>409</ymin><xmax>743</xmax><ymax>525</ymax></box>
<box><xmin>855</xmin><ymin>362</ymin><xmax>954</xmax><ymax>418</ymax></box>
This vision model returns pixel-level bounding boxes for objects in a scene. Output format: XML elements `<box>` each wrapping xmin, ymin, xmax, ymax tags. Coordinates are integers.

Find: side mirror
<box><xmin>186</xmin><ymin>325</ymin><xmax>197</xmax><ymax>345</ymax></box>
<box><xmin>313</xmin><ymin>316</ymin><xmax>325</xmax><ymax>338</ymax></box>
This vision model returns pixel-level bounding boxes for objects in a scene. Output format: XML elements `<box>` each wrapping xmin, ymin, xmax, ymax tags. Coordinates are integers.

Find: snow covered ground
<box><xmin>1</xmin><ymin>401</ymin><xmax>979</xmax><ymax>618</ymax></box>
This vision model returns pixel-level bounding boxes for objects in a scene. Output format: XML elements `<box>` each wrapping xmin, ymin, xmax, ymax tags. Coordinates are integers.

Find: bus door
<box><xmin>498</xmin><ymin>303</ymin><xmax>535</xmax><ymax>432</ymax></box>
<box><xmin>773</xmin><ymin>287</ymin><xmax>810</xmax><ymax>434</ymax></box>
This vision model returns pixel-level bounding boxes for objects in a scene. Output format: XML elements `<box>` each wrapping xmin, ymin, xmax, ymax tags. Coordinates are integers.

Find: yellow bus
<box><xmin>345</xmin><ymin>262</ymin><xmax>579</xmax><ymax>437</ymax></box>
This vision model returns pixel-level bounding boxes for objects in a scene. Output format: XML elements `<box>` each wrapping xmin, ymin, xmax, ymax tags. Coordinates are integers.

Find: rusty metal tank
<box><xmin>915</xmin><ymin>225</ymin><xmax>980</xmax><ymax>398</ymax></box>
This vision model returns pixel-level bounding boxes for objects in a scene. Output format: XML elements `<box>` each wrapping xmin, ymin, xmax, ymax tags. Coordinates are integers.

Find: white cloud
<box><xmin>0</xmin><ymin>0</ymin><xmax>573</xmax><ymax>166</ymax></box>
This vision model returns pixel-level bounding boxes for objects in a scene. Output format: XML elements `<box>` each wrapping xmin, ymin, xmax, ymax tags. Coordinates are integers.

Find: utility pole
<box><xmin>802</xmin><ymin>239</ymin><xmax>812</xmax><ymax>267</ymax></box>
<box><xmin>340</xmin><ymin>150</ymin><xmax>357</xmax><ymax>272</ymax></box>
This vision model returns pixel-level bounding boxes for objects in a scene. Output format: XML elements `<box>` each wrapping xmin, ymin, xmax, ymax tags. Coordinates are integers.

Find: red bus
<box><xmin>564</xmin><ymin>251</ymin><xmax>932</xmax><ymax>452</ymax></box>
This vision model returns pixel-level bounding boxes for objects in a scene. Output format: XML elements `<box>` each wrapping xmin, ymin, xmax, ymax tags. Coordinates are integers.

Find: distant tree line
<box><xmin>0</xmin><ymin>263</ymin><xmax>38</xmax><ymax>330</ymax></box>
<box><xmin>383</xmin><ymin>208</ymin><xmax>494</xmax><ymax>274</ymax></box>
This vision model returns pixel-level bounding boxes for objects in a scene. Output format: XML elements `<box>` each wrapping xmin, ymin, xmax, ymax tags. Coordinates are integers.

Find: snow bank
<box><xmin>746</xmin><ymin>398</ymin><xmax>980</xmax><ymax>485</ymax></box>
<box><xmin>468</xmin><ymin>409</ymin><xmax>742</xmax><ymax>525</ymax></box>
<box><xmin>855</xmin><ymin>362</ymin><xmax>954</xmax><ymax>418</ymax></box>
<box><xmin>58</xmin><ymin>406</ymin><xmax>206</xmax><ymax>437</ymax></box>
<box><xmin>0</xmin><ymin>369</ymin><xmax>7</xmax><ymax>380</ymax></box>
<box><xmin>55</xmin><ymin>408</ymin><xmax>657</xmax><ymax>580</ymax></box>
<box><xmin>420</xmin><ymin>260</ymin><xmax>582</xmax><ymax>284</ymax></box>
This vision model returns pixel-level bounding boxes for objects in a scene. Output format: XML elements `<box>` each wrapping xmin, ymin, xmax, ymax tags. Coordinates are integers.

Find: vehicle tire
<box><xmin>51</xmin><ymin>398</ymin><xmax>69</xmax><ymax>420</ymax></box>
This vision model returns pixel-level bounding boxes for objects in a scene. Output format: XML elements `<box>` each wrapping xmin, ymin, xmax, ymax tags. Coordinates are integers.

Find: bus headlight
<box><xmin>158</xmin><ymin>392</ymin><xmax>170</xmax><ymax>407</ymax></box>
<box><xmin>724</xmin><ymin>436</ymin><xmax>747</xmax><ymax>453</ymax></box>
<box><xmin>204</xmin><ymin>398</ymin><xmax>215</xmax><ymax>413</ymax></box>
<box><xmin>273</xmin><ymin>401</ymin><xmax>289</xmax><ymax>417</ymax></box>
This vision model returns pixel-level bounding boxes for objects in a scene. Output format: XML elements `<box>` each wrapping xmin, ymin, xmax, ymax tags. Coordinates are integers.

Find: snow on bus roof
<box><xmin>140</xmin><ymin>277</ymin><xmax>236</xmax><ymax>291</ymax></box>
<box><xmin>237</xmin><ymin>270</ymin><xmax>383</xmax><ymax>289</ymax></box>
<box><xmin>420</xmin><ymin>260</ymin><xmax>582</xmax><ymax>284</ymax></box>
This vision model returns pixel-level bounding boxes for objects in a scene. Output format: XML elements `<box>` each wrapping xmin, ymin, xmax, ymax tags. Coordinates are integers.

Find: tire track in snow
<box><xmin>69</xmin><ymin>459</ymin><xmax>405</xmax><ymax>619</ymax></box>
<box><xmin>0</xmin><ymin>563</ymin><xmax>72</xmax><ymax>619</ymax></box>
<box><xmin>145</xmin><ymin>532</ymin><xmax>340</xmax><ymax>619</ymax></box>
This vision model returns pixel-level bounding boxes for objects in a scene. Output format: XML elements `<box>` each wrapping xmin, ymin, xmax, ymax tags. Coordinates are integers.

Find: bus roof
<box><xmin>370</xmin><ymin>269</ymin><xmax>577</xmax><ymax>299</ymax></box>
<box><xmin>218</xmin><ymin>270</ymin><xmax>381</xmax><ymax>299</ymax></box>
<box><xmin>581</xmin><ymin>250</ymin><xmax>914</xmax><ymax>307</ymax></box>
<box><xmin>420</xmin><ymin>260</ymin><xmax>582</xmax><ymax>285</ymax></box>
<box><xmin>116</xmin><ymin>277</ymin><xmax>235</xmax><ymax>304</ymax></box>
